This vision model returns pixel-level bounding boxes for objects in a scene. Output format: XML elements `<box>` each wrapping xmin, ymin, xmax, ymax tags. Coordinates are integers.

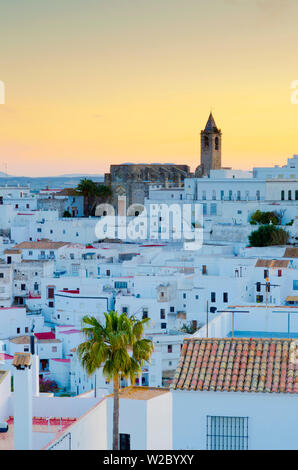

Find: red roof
<box><xmin>59</xmin><ymin>329</ymin><xmax>81</xmax><ymax>335</ymax></box>
<box><xmin>59</xmin><ymin>289</ymin><xmax>80</xmax><ymax>294</ymax></box>
<box><xmin>173</xmin><ymin>338</ymin><xmax>298</xmax><ymax>394</ymax></box>
<box><xmin>0</xmin><ymin>353</ymin><xmax>13</xmax><ymax>360</ymax></box>
<box><xmin>35</xmin><ymin>332</ymin><xmax>56</xmax><ymax>340</ymax></box>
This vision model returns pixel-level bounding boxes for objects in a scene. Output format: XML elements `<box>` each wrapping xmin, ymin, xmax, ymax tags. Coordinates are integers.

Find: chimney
<box><xmin>30</xmin><ymin>335</ymin><xmax>39</xmax><ymax>397</ymax></box>
<box><xmin>12</xmin><ymin>352</ymin><xmax>32</xmax><ymax>450</ymax></box>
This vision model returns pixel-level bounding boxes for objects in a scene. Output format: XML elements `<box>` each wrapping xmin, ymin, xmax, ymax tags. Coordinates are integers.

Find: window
<box><xmin>0</xmin><ymin>273</ymin><xmax>3</xmax><ymax>278</ymax></box>
<box><xmin>25</xmin><ymin>327</ymin><xmax>29</xmax><ymax>333</ymax></box>
<box><xmin>21</xmin><ymin>284</ymin><xmax>26</xmax><ymax>291</ymax></box>
<box><xmin>122</xmin><ymin>307</ymin><xmax>128</xmax><ymax>314</ymax></box>
<box><xmin>52</xmin><ymin>346</ymin><xmax>57</xmax><ymax>353</ymax></box>
<box><xmin>220</xmin><ymin>190</ymin><xmax>224</xmax><ymax>201</ymax></box>
<box><xmin>161</xmin><ymin>322</ymin><xmax>167</xmax><ymax>329</ymax></box>
<box><xmin>160</xmin><ymin>309</ymin><xmax>166</xmax><ymax>319</ymax></box>
<box><xmin>17</xmin><ymin>328</ymin><xmax>20</xmax><ymax>334</ymax></box>
<box><xmin>49</xmin><ymin>301</ymin><xmax>54</xmax><ymax>308</ymax></box>
<box><xmin>37</xmin><ymin>228</ymin><xmax>42</xmax><ymax>233</ymax></box>
<box><xmin>256</xmin><ymin>295</ymin><xmax>263</xmax><ymax>303</ymax></box>
<box><xmin>168</xmin><ymin>345</ymin><xmax>172</xmax><ymax>353</ymax></box>
<box><xmin>47</xmin><ymin>287</ymin><xmax>54</xmax><ymax>299</ymax></box>
<box><xmin>223</xmin><ymin>292</ymin><xmax>228</xmax><ymax>303</ymax></box>
<box><xmin>211</xmin><ymin>292</ymin><xmax>216</xmax><ymax>303</ymax></box>
<box><xmin>293</xmin><ymin>280</ymin><xmax>298</xmax><ymax>290</ymax></box>
<box><xmin>296</xmin><ymin>190</ymin><xmax>298</xmax><ymax>201</ymax></box>
<box><xmin>256</xmin><ymin>282</ymin><xmax>261</xmax><ymax>292</ymax></box>
<box><xmin>114</xmin><ymin>281</ymin><xmax>128</xmax><ymax>289</ymax></box>
<box><xmin>170</xmin><ymin>306</ymin><xmax>175</xmax><ymax>313</ymax></box>
<box><xmin>142</xmin><ymin>308</ymin><xmax>148</xmax><ymax>319</ymax></box>
<box><xmin>206</xmin><ymin>416</ymin><xmax>248</xmax><ymax>450</ymax></box>
<box><xmin>212</xmin><ymin>190</ymin><xmax>216</xmax><ymax>200</ymax></box>
<box><xmin>24</xmin><ymin>346</ymin><xmax>29</xmax><ymax>352</ymax></box>
<box><xmin>210</xmin><ymin>203</ymin><xmax>217</xmax><ymax>216</ymax></box>
<box><xmin>278</xmin><ymin>269</ymin><xmax>282</xmax><ymax>277</ymax></box>
<box><xmin>183</xmin><ymin>293</ymin><xmax>186</xmax><ymax>299</ymax></box>
<box><xmin>202</xmin><ymin>190</ymin><xmax>206</xmax><ymax>201</ymax></box>
<box><xmin>281</xmin><ymin>190</ymin><xmax>285</xmax><ymax>201</ymax></box>
<box><xmin>228</xmin><ymin>190</ymin><xmax>232</xmax><ymax>201</ymax></box>
<box><xmin>264</xmin><ymin>269</ymin><xmax>269</xmax><ymax>279</ymax></box>
<box><xmin>256</xmin><ymin>190</ymin><xmax>260</xmax><ymax>201</ymax></box>
<box><xmin>119</xmin><ymin>434</ymin><xmax>130</xmax><ymax>451</ymax></box>
<box><xmin>288</xmin><ymin>190</ymin><xmax>292</xmax><ymax>200</ymax></box>
<box><xmin>215</xmin><ymin>136</ymin><xmax>219</xmax><ymax>150</ymax></box>
<box><xmin>106</xmin><ymin>270</ymin><xmax>110</xmax><ymax>276</ymax></box>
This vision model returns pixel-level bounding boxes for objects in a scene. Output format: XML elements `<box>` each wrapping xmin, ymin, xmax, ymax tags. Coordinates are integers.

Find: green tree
<box><xmin>78</xmin><ymin>310</ymin><xmax>154</xmax><ymax>450</ymax></box>
<box><xmin>249</xmin><ymin>210</ymin><xmax>279</xmax><ymax>225</ymax></box>
<box><xmin>249</xmin><ymin>225</ymin><xmax>289</xmax><ymax>247</ymax></box>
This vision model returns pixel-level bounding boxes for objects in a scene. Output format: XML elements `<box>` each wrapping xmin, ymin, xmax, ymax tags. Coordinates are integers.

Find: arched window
<box><xmin>281</xmin><ymin>190</ymin><xmax>285</xmax><ymax>200</ymax></box>
<box><xmin>256</xmin><ymin>190</ymin><xmax>260</xmax><ymax>201</ymax></box>
<box><xmin>204</xmin><ymin>136</ymin><xmax>209</xmax><ymax>148</ymax></box>
<box><xmin>215</xmin><ymin>136</ymin><xmax>219</xmax><ymax>150</ymax></box>
<box><xmin>288</xmin><ymin>190</ymin><xmax>292</xmax><ymax>200</ymax></box>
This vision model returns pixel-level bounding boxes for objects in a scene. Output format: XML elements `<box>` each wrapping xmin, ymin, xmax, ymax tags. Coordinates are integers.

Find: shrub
<box><xmin>39</xmin><ymin>378</ymin><xmax>59</xmax><ymax>393</ymax></box>
<box><xmin>249</xmin><ymin>225</ymin><xmax>289</xmax><ymax>247</ymax></box>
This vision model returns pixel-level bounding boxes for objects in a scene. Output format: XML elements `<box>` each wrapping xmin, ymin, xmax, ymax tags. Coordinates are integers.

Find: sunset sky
<box><xmin>0</xmin><ymin>0</ymin><xmax>298</xmax><ymax>176</ymax></box>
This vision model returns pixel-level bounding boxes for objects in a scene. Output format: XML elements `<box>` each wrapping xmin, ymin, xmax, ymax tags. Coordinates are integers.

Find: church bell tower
<box><xmin>195</xmin><ymin>113</ymin><xmax>222</xmax><ymax>177</ymax></box>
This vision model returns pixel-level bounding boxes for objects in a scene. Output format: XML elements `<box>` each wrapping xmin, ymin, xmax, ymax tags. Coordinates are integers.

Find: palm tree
<box><xmin>77</xmin><ymin>310</ymin><xmax>154</xmax><ymax>450</ymax></box>
<box><xmin>76</xmin><ymin>178</ymin><xmax>112</xmax><ymax>216</ymax></box>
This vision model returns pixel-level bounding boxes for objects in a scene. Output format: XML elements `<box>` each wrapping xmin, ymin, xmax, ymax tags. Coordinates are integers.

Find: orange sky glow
<box><xmin>0</xmin><ymin>0</ymin><xmax>297</xmax><ymax>176</ymax></box>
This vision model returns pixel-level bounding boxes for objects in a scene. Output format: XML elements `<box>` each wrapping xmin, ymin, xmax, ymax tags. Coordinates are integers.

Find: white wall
<box><xmin>172</xmin><ymin>390</ymin><xmax>298</xmax><ymax>450</ymax></box>
<box><xmin>45</xmin><ymin>398</ymin><xmax>108</xmax><ymax>450</ymax></box>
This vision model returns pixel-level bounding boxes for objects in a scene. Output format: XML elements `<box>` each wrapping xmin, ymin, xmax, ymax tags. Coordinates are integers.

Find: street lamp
<box><xmin>216</xmin><ymin>309</ymin><xmax>250</xmax><ymax>338</ymax></box>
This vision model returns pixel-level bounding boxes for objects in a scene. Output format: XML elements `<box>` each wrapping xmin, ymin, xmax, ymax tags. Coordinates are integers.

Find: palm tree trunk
<box><xmin>113</xmin><ymin>374</ymin><xmax>120</xmax><ymax>450</ymax></box>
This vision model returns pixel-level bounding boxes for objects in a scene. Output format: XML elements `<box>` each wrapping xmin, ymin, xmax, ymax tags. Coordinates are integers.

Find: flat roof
<box><xmin>107</xmin><ymin>386</ymin><xmax>169</xmax><ymax>401</ymax></box>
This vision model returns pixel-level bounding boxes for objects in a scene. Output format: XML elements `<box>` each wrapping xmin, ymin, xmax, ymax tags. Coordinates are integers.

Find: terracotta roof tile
<box><xmin>255</xmin><ymin>259</ymin><xmax>289</xmax><ymax>268</ymax></box>
<box><xmin>172</xmin><ymin>338</ymin><xmax>298</xmax><ymax>394</ymax></box>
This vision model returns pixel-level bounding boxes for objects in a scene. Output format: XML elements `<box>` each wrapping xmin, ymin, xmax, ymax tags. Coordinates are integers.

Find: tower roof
<box><xmin>204</xmin><ymin>112</ymin><xmax>219</xmax><ymax>132</ymax></box>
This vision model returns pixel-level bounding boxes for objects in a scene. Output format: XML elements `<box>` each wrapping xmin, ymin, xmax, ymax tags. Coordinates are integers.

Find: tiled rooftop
<box><xmin>172</xmin><ymin>338</ymin><xmax>298</xmax><ymax>394</ymax></box>
<box><xmin>255</xmin><ymin>259</ymin><xmax>289</xmax><ymax>268</ymax></box>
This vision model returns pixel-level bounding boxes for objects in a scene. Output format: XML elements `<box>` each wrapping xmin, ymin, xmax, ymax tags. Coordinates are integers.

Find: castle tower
<box><xmin>195</xmin><ymin>113</ymin><xmax>222</xmax><ymax>177</ymax></box>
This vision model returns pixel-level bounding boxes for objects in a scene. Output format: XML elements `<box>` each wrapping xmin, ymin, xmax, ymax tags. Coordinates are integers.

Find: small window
<box><xmin>17</xmin><ymin>328</ymin><xmax>20</xmax><ymax>334</ymax></box>
<box><xmin>122</xmin><ymin>306</ymin><xmax>128</xmax><ymax>314</ymax></box>
<box><xmin>168</xmin><ymin>345</ymin><xmax>172</xmax><ymax>353</ymax></box>
<box><xmin>161</xmin><ymin>322</ymin><xmax>167</xmax><ymax>329</ymax></box>
<box><xmin>211</xmin><ymin>292</ymin><xmax>216</xmax><ymax>303</ymax></box>
<box><xmin>49</xmin><ymin>301</ymin><xmax>54</xmax><ymax>308</ymax></box>
<box><xmin>119</xmin><ymin>434</ymin><xmax>130</xmax><ymax>451</ymax></box>
<box><xmin>223</xmin><ymin>292</ymin><xmax>228</xmax><ymax>303</ymax></box>
<box><xmin>207</xmin><ymin>416</ymin><xmax>248</xmax><ymax>450</ymax></box>
<box><xmin>160</xmin><ymin>309</ymin><xmax>166</xmax><ymax>319</ymax></box>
